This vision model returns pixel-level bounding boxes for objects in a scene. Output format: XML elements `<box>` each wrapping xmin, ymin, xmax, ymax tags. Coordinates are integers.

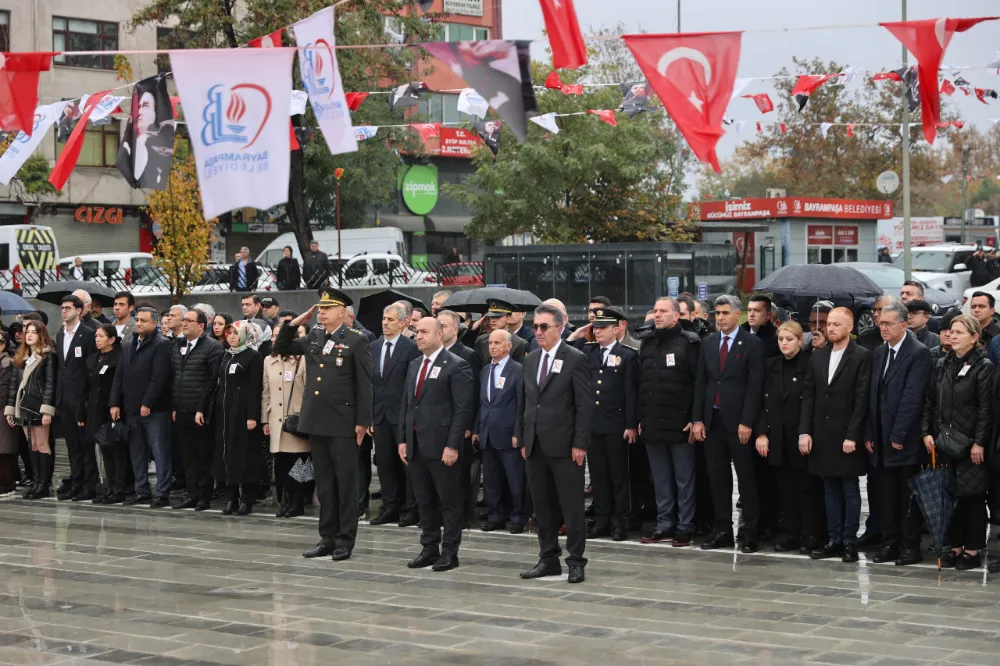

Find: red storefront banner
<box><xmin>690</xmin><ymin>197</ymin><xmax>893</xmax><ymax>221</ymax></box>
<box><xmin>410</xmin><ymin>126</ymin><xmax>484</xmax><ymax>158</ymax></box>
<box><xmin>807</xmin><ymin>225</ymin><xmax>834</xmax><ymax>245</ymax></box>
<box><xmin>834</xmin><ymin>225</ymin><xmax>858</xmax><ymax>246</ymax></box>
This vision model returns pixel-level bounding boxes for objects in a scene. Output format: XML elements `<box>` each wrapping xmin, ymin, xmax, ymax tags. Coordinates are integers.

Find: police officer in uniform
<box><xmin>474</xmin><ymin>300</ymin><xmax>527</xmax><ymax>365</ymax></box>
<box><xmin>274</xmin><ymin>288</ymin><xmax>373</xmax><ymax>562</ymax></box>
<box><xmin>574</xmin><ymin>307</ymin><xmax>638</xmax><ymax>541</ymax></box>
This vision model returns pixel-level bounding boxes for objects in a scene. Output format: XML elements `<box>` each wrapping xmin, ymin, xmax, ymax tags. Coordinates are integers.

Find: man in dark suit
<box><xmin>516</xmin><ymin>303</ymin><xmax>593</xmax><ymax>584</ymax></box>
<box><xmin>575</xmin><ymin>307</ymin><xmax>638</xmax><ymax>542</ymax></box>
<box><xmin>692</xmin><ymin>295</ymin><xmax>765</xmax><ymax>553</ymax></box>
<box><xmin>369</xmin><ymin>303</ymin><xmax>421</xmax><ymax>526</ymax></box>
<box><xmin>229</xmin><ymin>247</ymin><xmax>260</xmax><ymax>292</ymax></box>
<box><xmin>474</xmin><ymin>329</ymin><xmax>529</xmax><ymax>533</ymax></box>
<box><xmin>864</xmin><ymin>300</ymin><xmax>932</xmax><ymax>565</ymax></box>
<box><xmin>474</xmin><ymin>300</ymin><xmax>527</xmax><ymax>364</ymax></box>
<box><xmin>55</xmin><ymin>294</ymin><xmax>98</xmax><ymax>501</ymax></box>
<box><xmin>439</xmin><ymin>309</ymin><xmax>482</xmax><ymax>522</ymax></box>
<box><xmin>398</xmin><ymin>317</ymin><xmax>474</xmax><ymax>572</ymax></box>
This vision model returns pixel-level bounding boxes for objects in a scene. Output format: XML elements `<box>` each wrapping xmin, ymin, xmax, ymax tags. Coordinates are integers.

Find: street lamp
<box><xmin>334</xmin><ymin>167</ymin><xmax>345</xmax><ymax>268</ymax></box>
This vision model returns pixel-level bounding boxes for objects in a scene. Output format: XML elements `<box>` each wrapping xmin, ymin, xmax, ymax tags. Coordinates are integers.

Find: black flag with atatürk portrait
<box><xmin>117</xmin><ymin>74</ymin><xmax>175</xmax><ymax>190</ymax></box>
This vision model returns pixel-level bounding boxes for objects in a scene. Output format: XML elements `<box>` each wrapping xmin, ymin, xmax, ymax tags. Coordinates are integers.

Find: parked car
<box><xmin>58</xmin><ymin>252</ymin><xmax>156</xmax><ymax>290</ymax></box>
<box><xmin>438</xmin><ymin>262</ymin><xmax>484</xmax><ymax>287</ymax></box>
<box><xmin>960</xmin><ymin>276</ymin><xmax>1000</xmax><ymax>314</ymax></box>
<box><xmin>259</xmin><ymin>252</ymin><xmax>435</xmax><ymax>290</ymax></box>
<box><xmin>892</xmin><ymin>244</ymin><xmax>974</xmax><ymax>300</ymax></box>
<box><xmin>130</xmin><ymin>263</ymin><xmax>231</xmax><ymax>297</ymax></box>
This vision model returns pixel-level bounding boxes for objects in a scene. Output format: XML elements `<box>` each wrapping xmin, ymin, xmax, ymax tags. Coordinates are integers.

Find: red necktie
<box><xmin>714</xmin><ymin>336</ymin><xmax>730</xmax><ymax>409</ymax></box>
<box><xmin>416</xmin><ymin>357</ymin><xmax>430</xmax><ymax>399</ymax></box>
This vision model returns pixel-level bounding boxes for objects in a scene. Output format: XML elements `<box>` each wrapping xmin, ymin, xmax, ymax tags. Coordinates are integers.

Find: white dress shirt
<box><xmin>416</xmin><ymin>346</ymin><xmax>444</xmax><ymax>394</ymax></box>
<box><xmin>487</xmin><ymin>355</ymin><xmax>510</xmax><ymax>400</ymax></box>
<box><xmin>380</xmin><ymin>334</ymin><xmax>399</xmax><ymax>374</ymax></box>
<box><xmin>536</xmin><ymin>339</ymin><xmax>562</xmax><ymax>385</ymax></box>
<box><xmin>600</xmin><ymin>343</ymin><xmax>615</xmax><ymax>366</ymax></box>
<box><xmin>62</xmin><ymin>322</ymin><xmax>79</xmax><ymax>359</ymax></box>
<box><xmin>719</xmin><ymin>330</ymin><xmax>735</xmax><ymax>354</ymax></box>
<box><xmin>883</xmin><ymin>336</ymin><xmax>905</xmax><ymax>377</ymax></box>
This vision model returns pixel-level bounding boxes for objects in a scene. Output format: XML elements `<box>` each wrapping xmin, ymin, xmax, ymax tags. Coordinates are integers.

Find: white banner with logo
<box><xmin>0</xmin><ymin>101</ymin><xmax>66</xmax><ymax>185</ymax></box>
<box><xmin>80</xmin><ymin>94</ymin><xmax>128</xmax><ymax>123</ymax></box>
<box><xmin>293</xmin><ymin>7</ymin><xmax>358</xmax><ymax>155</ymax></box>
<box><xmin>170</xmin><ymin>48</ymin><xmax>294</xmax><ymax>220</ymax></box>
<box><xmin>457</xmin><ymin>88</ymin><xmax>488</xmax><ymax>119</ymax></box>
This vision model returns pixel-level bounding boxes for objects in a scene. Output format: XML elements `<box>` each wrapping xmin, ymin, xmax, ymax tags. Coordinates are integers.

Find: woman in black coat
<box><xmin>80</xmin><ymin>325</ymin><xmax>127</xmax><ymax>504</ymax></box>
<box><xmin>213</xmin><ymin>320</ymin><xmax>266</xmax><ymax>515</ymax></box>
<box><xmin>755</xmin><ymin>321</ymin><xmax>825</xmax><ymax>555</ymax></box>
<box><xmin>276</xmin><ymin>246</ymin><xmax>301</xmax><ymax>290</ymax></box>
<box><xmin>4</xmin><ymin>321</ymin><xmax>57</xmax><ymax>499</ymax></box>
<box><xmin>922</xmin><ymin>314</ymin><xmax>995</xmax><ymax>571</ymax></box>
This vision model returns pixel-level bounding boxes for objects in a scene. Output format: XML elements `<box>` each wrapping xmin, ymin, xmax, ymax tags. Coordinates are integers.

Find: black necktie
<box><xmin>883</xmin><ymin>347</ymin><xmax>896</xmax><ymax>381</ymax></box>
<box><xmin>383</xmin><ymin>341</ymin><xmax>392</xmax><ymax>377</ymax></box>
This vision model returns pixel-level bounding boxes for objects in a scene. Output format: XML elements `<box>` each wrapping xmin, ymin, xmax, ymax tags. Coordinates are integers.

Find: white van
<box><xmin>892</xmin><ymin>244</ymin><xmax>975</xmax><ymax>300</ymax></box>
<box><xmin>58</xmin><ymin>252</ymin><xmax>156</xmax><ymax>290</ymax></box>
<box><xmin>0</xmin><ymin>224</ymin><xmax>60</xmax><ymax>297</ymax></box>
<box><xmin>255</xmin><ymin>227</ymin><xmax>407</xmax><ymax>266</ymax></box>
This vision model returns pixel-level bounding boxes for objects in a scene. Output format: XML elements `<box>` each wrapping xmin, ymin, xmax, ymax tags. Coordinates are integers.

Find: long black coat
<box><xmin>864</xmin><ymin>336</ymin><xmax>932</xmax><ymax>468</ymax></box>
<box><xmin>756</xmin><ymin>350</ymin><xmax>810</xmax><ymax>468</ymax></box>
<box><xmin>212</xmin><ymin>349</ymin><xmax>266</xmax><ymax>485</ymax></box>
<box><xmin>638</xmin><ymin>324</ymin><xmax>700</xmax><ymax>444</ymax></box>
<box><xmin>276</xmin><ymin>257</ymin><xmax>301</xmax><ymax>290</ymax></box>
<box><xmin>799</xmin><ymin>341</ymin><xmax>871</xmax><ymax>478</ymax></box>
<box><xmin>82</xmin><ymin>347</ymin><xmax>121</xmax><ymax>444</ymax></box>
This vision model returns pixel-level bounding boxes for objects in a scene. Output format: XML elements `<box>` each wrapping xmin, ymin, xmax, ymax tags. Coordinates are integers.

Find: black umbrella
<box><xmin>36</xmin><ymin>280</ymin><xmax>117</xmax><ymax>307</ymax></box>
<box><xmin>356</xmin><ymin>289</ymin><xmax>429</xmax><ymax>334</ymax></box>
<box><xmin>0</xmin><ymin>291</ymin><xmax>36</xmax><ymax>315</ymax></box>
<box><xmin>752</xmin><ymin>264</ymin><xmax>882</xmax><ymax>300</ymax></box>
<box><xmin>908</xmin><ymin>449</ymin><xmax>957</xmax><ymax>570</ymax></box>
<box><xmin>441</xmin><ymin>287</ymin><xmax>541</xmax><ymax>314</ymax></box>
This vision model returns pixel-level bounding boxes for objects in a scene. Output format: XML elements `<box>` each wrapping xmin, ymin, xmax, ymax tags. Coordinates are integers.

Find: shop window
<box><xmin>53</xmin><ymin>17</ymin><xmax>119</xmax><ymax>70</ymax></box>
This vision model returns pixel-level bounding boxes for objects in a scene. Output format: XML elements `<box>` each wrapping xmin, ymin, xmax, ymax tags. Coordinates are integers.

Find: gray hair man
<box><xmin>71</xmin><ymin>288</ymin><xmax>99</xmax><ymax>330</ymax></box>
<box><xmin>431</xmin><ymin>290</ymin><xmax>452</xmax><ymax>315</ymax></box>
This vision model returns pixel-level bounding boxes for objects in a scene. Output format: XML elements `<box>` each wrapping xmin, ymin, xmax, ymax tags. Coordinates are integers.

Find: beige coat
<box><xmin>262</xmin><ymin>355</ymin><xmax>309</xmax><ymax>454</ymax></box>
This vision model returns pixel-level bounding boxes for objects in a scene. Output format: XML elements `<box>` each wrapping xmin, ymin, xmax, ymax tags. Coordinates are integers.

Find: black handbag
<box><xmin>18</xmin><ymin>389</ymin><xmax>42</xmax><ymax>419</ymax></box>
<box><xmin>281</xmin><ymin>358</ymin><xmax>308</xmax><ymax>439</ymax></box>
<box><xmin>936</xmin><ymin>424</ymin><xmax>973</xmax><ymax>459</ymax></box>
<box><xmin>94</xmin><ymin>421</ymin><xmax>130</xmax><ymax>448</ymax></box>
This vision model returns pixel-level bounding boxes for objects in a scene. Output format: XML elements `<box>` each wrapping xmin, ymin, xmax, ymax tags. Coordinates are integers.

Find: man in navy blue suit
<box><xmin>473</xmin><ymin>328</ymin><xmax>529</xmax><ymax>534</ymax></box>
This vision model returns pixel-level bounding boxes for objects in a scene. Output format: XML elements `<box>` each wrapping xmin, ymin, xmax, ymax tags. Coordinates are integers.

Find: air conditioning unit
<box><xmin>765</xmin><ymin>189</ymin><xmax>786</xmax><ymax>198</ymax></box>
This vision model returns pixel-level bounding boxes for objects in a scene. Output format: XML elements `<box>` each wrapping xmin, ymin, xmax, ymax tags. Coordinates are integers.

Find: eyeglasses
<box><xmin>183</xmin><ymin>317</ymin><xmax>199</xmax><ymax>323</ymax></box>
<box><xmin>873</xmin><ymin>307</ymin><xmax>883</xmax><ymax>314</ymax></box>
<box><xmin>878</xmin><ymin>320</ymin><xmax>904</xmax><ymax>328</ymax></box>
<box><xmin>59</xmin><ymin>305</ymin><xmax>76</xmax><ymax>311</ymax></box>
<box><xmin>532</xmin><ymin>323</ymin><xmax>552</xmax><ymax>332</ymax></box>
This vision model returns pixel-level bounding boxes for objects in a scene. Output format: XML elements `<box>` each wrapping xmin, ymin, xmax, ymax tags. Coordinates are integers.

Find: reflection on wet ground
<box><xmin>0</xmin><ymin>488</ymin><xmax>996</xmax><ymax>665</ymax></box>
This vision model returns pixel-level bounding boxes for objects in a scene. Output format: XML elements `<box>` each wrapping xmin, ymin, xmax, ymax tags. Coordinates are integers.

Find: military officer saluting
<box><xmin>575</xmin><ymin>306</ymin><xmax>638</xmax><ymax>541</ymax></box>
<box><xmin>274</xmin><ymin>288</ymin><xmax>373</xmax><ymax>562</ymax></box>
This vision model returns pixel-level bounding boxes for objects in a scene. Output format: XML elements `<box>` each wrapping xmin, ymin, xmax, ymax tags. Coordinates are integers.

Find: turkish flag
<box><xmin>544</xmin><ymin>71</ymin><xmax>563</xmax><ymax>89</ymax></box>
<box><xmin>791</xmin><ymin>74</ymin><xmax>839</xmax><ymax>111</ymax></box>
<box><xmin>881</xmin><ymin>16</ymin><xmax>999</xmax><ymax>143</ymax></box>
<box><xmin>872</xmin><ymin>71</ymin><xmax>904</xmax><ymax>82</ymax></box>
<box><xmin>0</xmin><ymin>53</ymin><xmax>55</xmax><ymax>136</ymax></box>
<box><xmin>975</xmin><ymin>88</ymin><xmax>998</xmax><ymax>104</ymax></box>
<box><xmin>248</xmin><ymin>28</ymin><xmax>284</xmax><ymax>48</ymax></box>
<box><xmin>345</xmin><ymin>92</ymin><xmax>369</xmax><ymax>111</ymax></box>
<box><xmin>412</xmin><ymin>123</ymin><xmax>440</xmax><ymax>141</ymax></box>
<box><xmin>587</xmin><ymin>109</ymin><xmax>617</xmax><ymax>126</ymax></box>
<box><xmin>623</xmin><ymin>32</ymin><xmax>742</xmax><ymax>172</ymax></box>
<box><xmin>48</xmin><ymin>89</ymin><xmax>112</xmax><ymax>190</ymax></box>
<box><xmin>940</xmin><ymin>79</ymin><xmax>956</xmax><ymax>96</ymax></box>
<box><xmin>538</xmin><ymin>0</ymin><xmax>587</xmax><ymax>70</ymax></box>
<box><xmin>741</xmin><ymin>93</ymin><xmax>774</xmax><ymax>114</ymax></box>
<box><xmin>561</xmin><ymin>84</ymin><xmax>584</xmax><ymax>96</ymax></box>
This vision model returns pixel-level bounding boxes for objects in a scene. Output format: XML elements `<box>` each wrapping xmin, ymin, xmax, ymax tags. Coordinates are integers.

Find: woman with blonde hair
<box><xmin>263</xmin><ymin>319</ymin><xmax>311</xmax><ymax>517</ymax></box>
<box><xmin>4</xmin><ymin>321</ymin><xmax>57</xmax><ymax>499</ymax></box>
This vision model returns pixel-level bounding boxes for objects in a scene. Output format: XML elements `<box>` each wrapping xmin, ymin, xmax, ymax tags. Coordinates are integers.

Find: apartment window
<box><xmin>56</xmin><ymin>123</ymin><xmax>119</xmax><ymax>167</ymax></box>
<box><xmin>0</xmin><ymin>11</ymin><xmax>10</xmax><ymax>52</ymax></box>
<box><xmin>437</xmin><ymin>23</ymin><xmax>489</xmax><ymax>41</ymax></box>
<box><xmin>53</xmin><ymin>17</ymin><xmax>119</xmax><ymax>70</ymax></box>
<box><xmin>419</xmin><ymin>93</ymin><xmax>481</xmax><ymax>124</ymax></box>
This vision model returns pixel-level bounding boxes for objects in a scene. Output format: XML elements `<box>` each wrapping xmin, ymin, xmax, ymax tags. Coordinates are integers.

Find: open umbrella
<box><xmin>752</xmin><ymin>264</ymin><xmax>882</xmax><ymax>300</ymax></box>
<box><xmin>0</xmin><ymin>291</ymin><xmax>37</xmax><ymax>316</ymax></box>
<box><xmin>441</xmin><ymin>287</ymin><xmax>541</xmax><ymax>314</ymax></box>
<box><xmin>356</xmin><ymin>289</ymin><xmax>428</xmax><ymax>334</ymax></box>
<box><xmin>908</xmin><ymin>448</ymin><xmax>957</xmax><ymax>570</ymax></box>
<box><xmin>36</xmin><ymin>280</ymin><xmax>117</xmax><ymax>307</ymax></box>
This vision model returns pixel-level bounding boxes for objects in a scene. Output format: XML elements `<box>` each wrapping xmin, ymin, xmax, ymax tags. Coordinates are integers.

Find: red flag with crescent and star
<box><xmin>881</xmin><ymin>16</ymin><xmax>999</xmax><ymax>144</ymax></box>
<box><xmin>538</xmin><ymin>0</ymin><xmax>587</xmax><ymax>70</ymax></box>
<box><xmin>623</xmin><ymin>32</ymin><xmax>742</xmax><ymax>172</ymax></box>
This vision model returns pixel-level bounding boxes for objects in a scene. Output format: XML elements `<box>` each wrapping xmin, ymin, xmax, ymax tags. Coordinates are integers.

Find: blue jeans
<box><xmin>646</xmin><ymin>441</ymin><xmax>696</xmax><ymax>533</ymax></box>
<box><xmin>823</xmin><ymin>476</ymin><xmax>861</xmax><ymax>544</ymax></box>
<box><xmin>128</xmin><ymin>411</ymin><xmax>173</xmax><ymax>499</ymax></box>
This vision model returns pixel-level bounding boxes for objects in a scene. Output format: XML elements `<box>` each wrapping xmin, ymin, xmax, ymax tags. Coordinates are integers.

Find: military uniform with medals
<box><xmin>273</xmin><ymin>288</ymin><xmax>373</xmax><ymax>559</ymax></box>
<box><xmin>581</xmin><ymin>307</ymin><xmax>638</xmax><ymax>540</ymax></box>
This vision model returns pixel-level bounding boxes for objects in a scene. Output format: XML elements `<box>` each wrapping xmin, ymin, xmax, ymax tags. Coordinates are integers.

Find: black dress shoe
<box><xmin>584</xmin><ymin>503</ymin><xmax>595</xmax><ymax>517</ymax></box>
<box><xmin>872</xmin><ymin>544</ymin><xmax>900</xmax><ymax>564</ymax></box>
<box><xmin>519</xmin><ymin>560</ymin><xmax>562</xmax><ymax>579</ymax></box>
<box><xmin>222</xmin><ymin>500</ymin><xmax>236</xmax><ymax>515</ymax></box>
<box><xmin>150</xmin><ymin>497</ymin><xmax>169</xmax><ymax>508</ymax></box>
<box><xmin>856</xmin><ymin>531</ymin><xmax>883</xmax><ymax>548</ymax></box>
<box><xmin>955</xmin><ymin>551</ymin><xmax>982</xmax><ymax>571</ymax></box>
<box><xmin>72</xmin><ymin>490</ymin><xmax>96</xmax><ymax>502</ymax></box>
<box><xmin>568</xmin><ymin>566</ymin><xmax>585</xmax><ymax>584</ymax></box>
<box><xmin>108</xmin><ymin>493</ymin><xmax>127</xmax><ymax>505</ymax></box>
<box><xmin>57</xmin><ymin>487</ymin><xmax>81</xmax><ymax>501</ymax></box>
<box><xmin>172</xmin><ymin>497</ymin><xmax>198</xmax><ymax>510</ymax></box>
<box><xmin>700</xmin><ymin>531</ymin><xmax>735</xmax><ymax>550</ymax></box>
<box><xmin>640</xmin><ymin>529</ymin><xmax>674</xmax><ymax>544</ymax></box>
<box><xmin>586</xmin><ymin>525</ymin><xmax>611</xmax><ymax>539</ymax></box>
<box><xmin>799</xmin><ymin>537</ymin><xmax>818</xmax><ymax>555</ymax></box>
<box><xmin>369</xmin><ymin>509</ymin><xmax>400</xmax><ymax>526</ymax></box>
<box><xmin>237</xmin><ymin>502</ymin><xmax>252</xmax><ymax>515</ymax></box>
<box><xmin>740</xmin><ymin>539</ymin><xmax>759</xmax><ymax>554</ymax></box>
<box><xmin>275</xmin><ymin>496</ymin><xmax>290</xmax><ymax>518</ymax></box>
<box><xmin>302</xmin><ymin>543</ymin><xmax>334</xmax><ymax>558</ymax></box>
<box><xmin>842</xmin><ymin>543</ymin><xmax>859</xmax><ymax>563</ymax></box>
<box><xmin>124</xmin><ymin>494</ymin><xmax>152</xmax><ymax>506</ymax></box>
<box><xmin>432</xmin><ymin>553</ymin><xmax>460</xmax><ymax>571</ymax></box>
<box><xmin>480</xmin><ymin>520</ymin><xmax>505</xmax><ymax>532</ymax></box>
<box><xmin>55</xmin><ymin>479</ymin><xmax>72</xmax><ymax>495</ymax></box>
<box><xmin>331</xmin><ymin>547</ymin><xmax>352</xmax><ymax>561</ymax></box>
<box><xmin>407</xmin><ymin>547</ymin><xmax>440</xmax><ymax>569</ymax></box>
<box><xmin>398</xmin><ymin>513</ymin><xmax>419</xmax><ymax>527</ymax></box>
<box><xmin>987</xmin><ymin>559</ymin><xmax>1000</xmax><ymax>574</ymax></box>
<box><xmin>285</xmin><ymin>496</ymin><xmax>305</xmax><ymax>518</ymax></box>
<box><xmin>611</xmin><ymin>527</ymin><xmax>628</xmax><ymax>542</ymax></box>
<box><xmin>508</xmin><ymin>523</ymin><xmax>525</xmax><ymax>534</ymax></box>
<box><xmin>939</xmin><ymin>550</ymin><xmax>960</xmax><ymax>568</ymax></box>
<box><xmin>810</xmin><ymin>541</ymin><xmax>844</xmax><ymax>560</ymax></box>
<box><xmin>894</xmin><ymin>549</ymin><xmax>923</xmax><ymax>566</ymax></box>
<box><xmin>194</xmin><ymin>501</ymin><xmax>210</xmax><ymax>511</ymax></box>
<box><xmin>774</xmin><ymin>536</ymin><xmax>800</xmax><ymax>552</ymax></box>
<box><xmin>672</xmin><ymin>531</ymin><xmax>693</xmax><ymax>547</ymax></box>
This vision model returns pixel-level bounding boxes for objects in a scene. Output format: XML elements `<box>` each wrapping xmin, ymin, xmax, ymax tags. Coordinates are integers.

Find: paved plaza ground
<box><xmin>0</xmin><ymin>486</ymin><xmax>997</xmax><ymax>666</ymax></box>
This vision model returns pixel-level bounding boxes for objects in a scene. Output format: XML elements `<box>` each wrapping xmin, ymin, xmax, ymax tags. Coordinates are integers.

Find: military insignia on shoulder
<box><xmin>623</xmin><ymin>344</ymin><xmax>639</xmax><ymax>351</ymax></box>
<box><xmin>346</xmin><ymin>328</ymin><xmax>362</xmax><ymax>335</ymax></box>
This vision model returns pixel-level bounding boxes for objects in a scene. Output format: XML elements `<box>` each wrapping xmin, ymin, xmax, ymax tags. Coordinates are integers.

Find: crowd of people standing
<box><xmin>1</xmin><ymin>279</ymin><xmax>998</xmax><ymax>580</ymax></box>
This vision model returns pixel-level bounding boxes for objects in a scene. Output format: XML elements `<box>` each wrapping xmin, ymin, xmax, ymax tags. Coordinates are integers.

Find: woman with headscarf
<box><xmin>212</xmin><ymin>320</ymin><xmax>266</xmax><ymax>515</ymax></box>
<box><xmin>262</xmin><ymin>319</ymin><xmax>310</xmax><ymax>517</ymax></box>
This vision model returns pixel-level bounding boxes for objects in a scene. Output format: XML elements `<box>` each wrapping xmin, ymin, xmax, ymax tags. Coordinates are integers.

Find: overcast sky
<box><xmin>504</xmin><ymin>0</ymin><xmax>1000</xmax><ymax>162</ymax></box>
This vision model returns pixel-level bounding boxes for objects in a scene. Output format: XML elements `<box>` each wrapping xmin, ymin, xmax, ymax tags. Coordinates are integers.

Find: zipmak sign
<box><xmin>401</xmin><ymin>165</ymin><xmax>438</xmax><ymax>215</ymax></box>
